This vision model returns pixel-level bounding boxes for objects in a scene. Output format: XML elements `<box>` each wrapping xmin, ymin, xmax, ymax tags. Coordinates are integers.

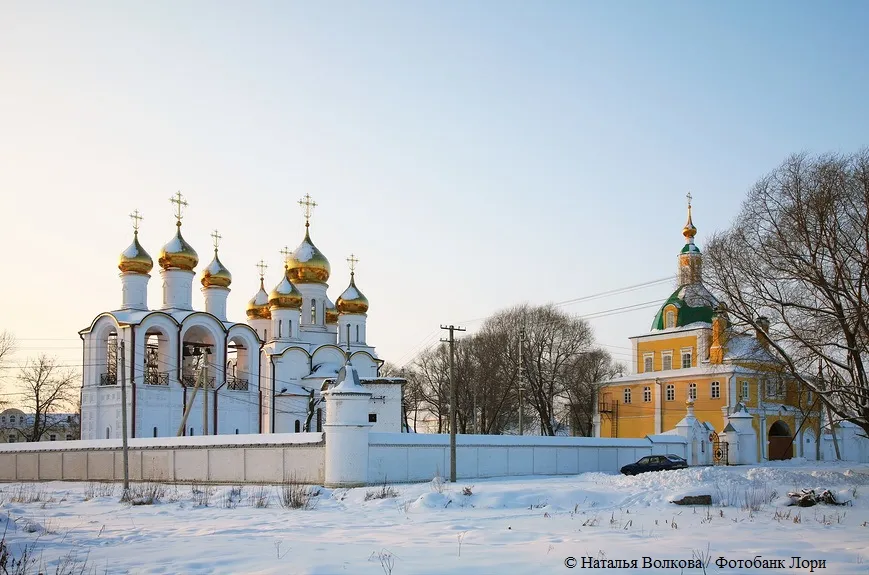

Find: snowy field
<box><xmin>1</xmin><ymin>460</ymin><xmax>868</xmax><ymax>574</ymax></box>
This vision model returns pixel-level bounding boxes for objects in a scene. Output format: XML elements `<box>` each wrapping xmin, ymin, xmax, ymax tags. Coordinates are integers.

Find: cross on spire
<box><xmin>280</xmin><ymin>246</ymin><xmax>293</xmax><ymax>269</ymax></box>
<box><xmin>170</xmin><ymin>191</ymin><xmax>188</xmax><ymax>223</ymax></box>
<box><xmin>347</xmin><ymin>253</ymin><xmax>359</xmax><ymax>275</ymax></box>
<box><xmin>256</xmin><ymin>260</ymin><xmax>268</xmax><ymax>279</ymax></box>
<box><xmin>210</xmin><ymin>229</ymin><xmax>222</xmax><ymax>250</ymax></box>
<box><xmin>686</xmin><ymin>191</ymin><xmax>693</xmax><ymax>208</ymax></box>
<box><xmin>298</xmin><ymin>193</ymin><xmax>317</xmax><ymax>227</ymax></box>
<box><xmin>129</xmin><ymin>209</ymin><xmax>143</xmax><ymax>232</ymax></box>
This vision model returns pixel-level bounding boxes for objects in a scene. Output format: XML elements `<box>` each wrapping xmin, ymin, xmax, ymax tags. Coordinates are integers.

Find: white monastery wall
<box><xmin>0</xmin><ymin>434</ymin><xmax>325</xmax><ymax>484</ymax></box>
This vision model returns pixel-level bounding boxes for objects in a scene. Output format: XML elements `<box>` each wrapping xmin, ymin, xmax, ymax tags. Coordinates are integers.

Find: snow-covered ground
<box><xmin>2</xmin><ymin>460</ymin><xmax>868</xmax><ymax>574</ymax></box>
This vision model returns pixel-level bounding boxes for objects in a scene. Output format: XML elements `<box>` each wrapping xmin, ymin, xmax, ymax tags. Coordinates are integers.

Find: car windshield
<box><xmin>665</xmin><ymin>455</ymin><xmax>684</xmax><ymax>461</ymax></box>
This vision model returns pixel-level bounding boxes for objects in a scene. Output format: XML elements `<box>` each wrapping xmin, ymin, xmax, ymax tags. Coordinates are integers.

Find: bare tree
<box><xmin>0</xmin><ymin>330</ymin><xmax>14</xmax><ymax>366</ymax></box>
<box><xmin>561</xmin><ymin>349</ymin><xmax>623</xmax><ymax>436</ymax></box>
<box><xmin>16</xmin><ymin>354</ymin><xmax>78</xmax><ymax>442</ymax></box>
<box><xmin>705</xmin><ymin>150</ymin><xmax>869</xmax><ymax>437</ymax></box>
<box><xmin>0</xmin><ymin>330</ymin><xmax>14</xmax><ymax>407</ymax></box>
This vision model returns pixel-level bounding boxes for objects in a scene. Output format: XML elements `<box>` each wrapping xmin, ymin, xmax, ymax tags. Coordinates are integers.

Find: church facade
<box><xmin>79</xmin><ymin>193</ymin><xmax>404</xmax><ymax>440</ymax></box>
<box><xmin>594</xmin><ymin>199</ymin><xmax>821</xmax><ymax>462</ymax></box>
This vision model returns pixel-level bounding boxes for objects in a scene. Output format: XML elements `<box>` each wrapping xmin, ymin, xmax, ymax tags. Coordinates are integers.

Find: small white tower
<box><xmin>269</xmin><ymin>250</ymin><xmax>303</xmax><ymax>341</ymax></box>
<box><xmin>201</xmin><ymin>229</ymin><xmax>232</xmax><ymax>321</ymax></box>
<box><xmin>337</xmin><ymin>253</ymin><xmax>369</xmax><ymax>347</ymax></box>
<box><xmin>118</xmin><ymin>209</ymin><xmax>152</xmax><ymax>311</ymax></box>
<box><xmin>323</xmin><ymin>358</ymin><xmax>373</xmax><ymax>488</ymax></box>
<box><xmin>158</xmin><ymin>192</ymin><xmax>198</xmax><ymax>311</ymax></box>
<box><xmin>246</xmin><ymin>260</ymin><xmax>271</xmax><ymax>340</ymax></box>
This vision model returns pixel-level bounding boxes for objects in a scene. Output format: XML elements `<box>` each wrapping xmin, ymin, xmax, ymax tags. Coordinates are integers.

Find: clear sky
<box><xmin>1</xmin><ymin>1</ymin><xmax>867</xmax><ymax>400</ymax></box>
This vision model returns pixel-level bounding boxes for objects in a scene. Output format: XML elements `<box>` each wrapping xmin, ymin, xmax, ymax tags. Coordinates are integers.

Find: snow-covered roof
<box><xmin>326</xmin><ymin>362</ymin><xmax>369</xmax><ymax>394</ymax></box>
<box><xmin>308</xmin><ymin>362</ymin><xmax>342</xmax><ymax>378</ymax></box>
<box><xmin>647</xmin><ymin>321</ymin><xmax>712</xmax><ymax>335</ymax></box>
<box><xmin>598</xmin><ymin>364</ymin><xmax>756</xmax><ymax>385</ymax></box>
<box><xmin>723</xmin><ymin>334</ymin><xmax>778</xmax><ymax>363</ymax></box>
<box><xmin>0</xmin><ymin>432</ymin><xmax>324</xmax><ymax>452</ymax></box>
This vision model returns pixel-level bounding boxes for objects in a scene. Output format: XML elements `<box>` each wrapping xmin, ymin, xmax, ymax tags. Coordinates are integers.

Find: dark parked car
<box><xmin>620</xmin><ymin>454</ymin><xmax>688</xmax><ymax>476</ymax></box>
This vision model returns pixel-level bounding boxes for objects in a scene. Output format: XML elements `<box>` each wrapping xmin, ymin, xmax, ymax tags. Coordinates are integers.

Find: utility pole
<box><xmin>440</xmin><ymin>324</ymin><xmax>465</xmax><ymax>483</ymax></box>
<box><xmin>119</xmin><ymin>341</ymin><xmax>130</xmax><ymax>501</ymax></box>
<box><xmin>518</xmin><ymin>326</ymin><xmax>525</xmax><ymax>436</ymax></box>
<box><xmin>202</xmin><ymin>353</ymin><xmax>209</xmax><ymax>436</ymax></box>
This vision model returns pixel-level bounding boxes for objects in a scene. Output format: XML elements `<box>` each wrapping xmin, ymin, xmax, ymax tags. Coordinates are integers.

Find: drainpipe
<box><xmin>655</xmin><ymin>378</ymin><xmax>663</xmax><ymax>434</ymax></box>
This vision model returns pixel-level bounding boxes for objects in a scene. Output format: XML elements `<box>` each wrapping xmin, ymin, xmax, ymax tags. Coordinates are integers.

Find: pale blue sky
<box><xmin>1</xmin><ymin>1</ymin><xmax>867</xmax><ymax>387</ymax></box>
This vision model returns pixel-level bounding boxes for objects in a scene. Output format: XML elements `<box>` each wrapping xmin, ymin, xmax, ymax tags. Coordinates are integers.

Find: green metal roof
<box><xmin>651</xmin><ymin>285</ymin><xmax>715</xmax><ymax>330</ymax></box>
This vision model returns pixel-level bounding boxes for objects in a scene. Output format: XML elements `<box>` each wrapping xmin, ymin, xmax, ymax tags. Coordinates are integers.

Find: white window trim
<box><xmin>711</xmin><ymin>380</ymin><xmax>720</xmax><ymax>399</ymax></box>
<box><xmin>688</xmin><ymin>382</ymin><xmax>697</xmax><ymax>400</ymax></box>
<box><xmin>661</xmin><ymin>351</ymin><xmax>673</xmax><ymax>371</ymax></box>
<box><xmin>643</xmin><ymin>386</ymin><xmax>651</xmax><ymax>402</ymax></box>
<box><xmin>680</xmin><ymin>348</ymin><xmax>693</xmax><ymax>369</ymax></box>
<box><xmin>624</xmin><ymin>388</ymin><xmax>632</xmax><ymax>404</ymax></box>
<box><xmin>741</xmin><ymin>380</ymin><xmax>750</xmax><ymax>401</ymax></box>
<box><xmin>642</xmin><ymin>353</ymin><xmax>654</xmax><ymax>373</ymax></box>
<box><xmin>666</xmin><ymin>384</ymin><xmax>675</xmax><ymax>401</ymax></box>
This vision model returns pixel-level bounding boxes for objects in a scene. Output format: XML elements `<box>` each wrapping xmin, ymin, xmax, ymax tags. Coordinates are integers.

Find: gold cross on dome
<box><xmin>686</xmin><ymin>191</ymin><xmax>692</xmax><ymax>208</ymax></box>
<box><xmin>129</xmin><ymin>209</ymin><xmax>143</xmax><ymax>232</ymax></box>
<box><xmin>347</xmin><ymin>253</ymin><xmax>359</xmax><ymax>274</ymax></box>
<box><xmin>280</xmin><ymin>246</ymin><xmax>293</xmax><ymax>268</ymax></box>
<box><xmin>210</xmin><ymin>229</ymin><xmax>222</xmax><ymax>249</ymax></box>
<box><xmin>170</xmin><ymin>191</ymin><xmax>188</xmax><ymax>222</ymax></box>
<box><xmin>256</xmin><ymin>260</ymin><xmax>268</xmax><ymax>279</ymax></box>
<box><xmin>298</xmin><ymin>193</ymin><xmax>317</xmax><ymax>226</ymax></box>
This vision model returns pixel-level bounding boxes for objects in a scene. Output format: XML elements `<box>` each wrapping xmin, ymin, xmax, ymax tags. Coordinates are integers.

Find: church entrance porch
<box><xmin>768</xmin><ymin>420</ymin><xmax>793</xmax><ymax>461</ymax></box>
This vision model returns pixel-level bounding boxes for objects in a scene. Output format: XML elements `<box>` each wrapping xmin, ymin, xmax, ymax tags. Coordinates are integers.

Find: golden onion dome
<box><xmin>683</xmin><ymin>199</ymin><xmax>697</xmax><ymax>239</ymax></box>
<box><xmin>159</xmin><ymin>222</ymin><xmax>199</xmax><ymax>271</ymax></box>
<box><xmin>201</xmin><ymin>249</ymin><xmax>232</xmax><ymax>288</ymax></box>
<box><xmin>286</xmin><ymin>227</ymin><xmax>331</xmax><ymax>284</ymax></box>
<box><xmin>246</xmin><ymin>277</ymin><xmax>271</xmax><ymax>320</ymax></box>
<box><xmin>336</xmin><ymin>273</ymin><xmax>369</xmax><ymax>315</ymax></box>
<box><xmin>325</xmin><ymin>297</ymin><xmax>339</xmax><ymax>324</ymax></box>
<box><xmin>269</xmin><ymin>272</ymin><xmax>303</xmax><ymax>309</ymax></box>
<box><xmin>118</xmin><ymin>231</ymin><xmax>154</xmax><ymax>274</ymax></box>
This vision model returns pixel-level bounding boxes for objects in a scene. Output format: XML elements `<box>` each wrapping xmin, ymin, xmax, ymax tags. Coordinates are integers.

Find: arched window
<box><xmin>311</xmin><ymin>299</ymin><xmax>316</xmax><ymax>324</ymax></box>
<box><xmin>153</xmin><ymin>426</ymin><xmax>158</xmax><ymax>437</ymax></box>
<box><xmin>278</xmin><ymin>320</ymin><xmax>282</xmax><ymax>338</ymax></box>
<box><xmin>294</xmin><ymin>420</ymin><xmax>301</xmax><ymax>433</ymax></box>
<box><xmin>189</xmin><ymin>427</ymin><xmax>194</xmax><ymax>436</ymax></box>
<box><xmin>316</xmin><ymin>408</ymin><xmax>323</xmax><ymax>432</ymax></box>
<box><xmin>356</xmin><ymin>325</ymin><xmax>360</xmax><ymax>342</ymax></box>
<box><xmin>264</xmin><ymin>329</ymin><xmax>268</xmax><ymax>341</ymax></box>
<box><xmin>665</xmin><ymin>310</ymin><xmax>675</xmax><ymax>329</ymax></box>
<box><xmin>106</xmin><ymin>427</ymin><xmax>110</xmax><ymax>439</ymax></box>
<box><xmin>235</xmin><ymin>429</ymin><xmax>239</xmax><ymax>434</ymax></box>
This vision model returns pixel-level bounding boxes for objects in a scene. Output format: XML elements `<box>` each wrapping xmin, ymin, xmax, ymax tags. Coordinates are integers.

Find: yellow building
<box><xmin>594</xmin><ymin>199</ymin><xmax>821</xmax><ymax>462</ymax></box>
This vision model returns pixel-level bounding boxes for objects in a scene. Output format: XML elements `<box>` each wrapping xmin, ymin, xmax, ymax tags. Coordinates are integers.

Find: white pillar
<box><xmin>160</xmin><ymin>269</ymin><xmax>194</xmax><ymax>310</ymax></box>
<box><xmin>202</xmin><ymin>286</ymin><xmax>230</xmax><ymax>321</ymax></box>
<box><xmin>120</xmin><ymin>272</ymin><xmax>150</xmax><ymax>310</ymax></box>
<box><xmin>323</xmin><ymin>363</ymin><xmax>372</xmax><ymax>488</ymax></box>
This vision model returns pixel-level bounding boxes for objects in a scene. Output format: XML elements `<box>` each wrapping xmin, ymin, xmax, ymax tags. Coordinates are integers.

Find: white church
<box><xmin>79</xmin><ymin>193</ymin><xmax>405</xmax><ymax>440</ymax></box>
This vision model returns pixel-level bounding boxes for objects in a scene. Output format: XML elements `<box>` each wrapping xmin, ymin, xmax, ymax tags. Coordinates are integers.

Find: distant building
<box><xmin>594</xmin><ymin>198</ymin><xmax>821</xmax><ymax>462</ymax></box>
<box><xmin>0</xmin><ymin>408</ymin><xmax>80</xmax><ymax>443</ymax></box>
